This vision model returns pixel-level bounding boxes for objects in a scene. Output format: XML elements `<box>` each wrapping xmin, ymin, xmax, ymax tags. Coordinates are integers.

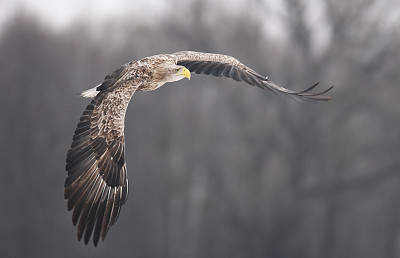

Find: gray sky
<box><xmin>0</xmin><ymin>0</ymin><xmax>172</xmax><ymax>29</ymax></box>
<box><xmin>0</xmin><ymin>0</ymin><xmax>291</xmax><ymax>45</ymax></box>
<box><xmin>0</xmin><ymin>0</ymin><xmax>327</xmax><ymax>56</ymax></box>
<box><xmin>1</xmin><ymin>0</ymin><xmax>399</xmax><ymax>31</ymax></box>
<box><xmin>3</xmin><ymin>0</ymin><xmax>398</xmax><ymax>59</ymax></box>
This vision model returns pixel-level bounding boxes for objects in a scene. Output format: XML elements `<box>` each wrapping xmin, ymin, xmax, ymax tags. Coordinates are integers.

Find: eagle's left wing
<box><xmin>173</xmin><ymin>51</ymin><xmax>333</xmax><ymax>101</ymax></box>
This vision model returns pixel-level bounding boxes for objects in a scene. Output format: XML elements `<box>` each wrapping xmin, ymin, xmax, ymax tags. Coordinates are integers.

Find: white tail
<box><xmin>79</xmin><ymin>85</ymin><xmax>100</xmax><ymax>98</ymax></box>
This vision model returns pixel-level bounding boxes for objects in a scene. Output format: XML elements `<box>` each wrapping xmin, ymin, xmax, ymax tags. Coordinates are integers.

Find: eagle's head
<box><xmin>153</xmin><ymin>65</ymin><xmax>191</xmax><ymax>83</ymax></box>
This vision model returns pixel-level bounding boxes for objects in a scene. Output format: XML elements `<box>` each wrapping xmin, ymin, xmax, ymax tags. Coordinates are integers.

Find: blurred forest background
<box><xmin>1</xmin><ymin>0</ymin><xmax>399</xmax><ymax>257</ymax></box>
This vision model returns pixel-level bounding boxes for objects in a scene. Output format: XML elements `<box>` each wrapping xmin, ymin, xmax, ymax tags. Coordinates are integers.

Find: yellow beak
<box><xmin>177</xmin><ymin>67</ymin><xmax>191</xmax><ymax>80</ymax></box>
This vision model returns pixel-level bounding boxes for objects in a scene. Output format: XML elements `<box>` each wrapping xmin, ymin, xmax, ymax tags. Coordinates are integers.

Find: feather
<box><xmin>66</xmin><ymin>80</ymin><xmax>135</xmax><ymax>246</ymax></box>
<box><xmin>80</xmin><ymin>86</ymin><xmax>100</xmax><ymax>98</ymax></box>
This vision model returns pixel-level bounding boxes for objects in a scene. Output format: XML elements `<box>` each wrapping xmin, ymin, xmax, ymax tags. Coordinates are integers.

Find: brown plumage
<box><xmin>65</xmin><ymin>51</ymin><xmax>333</xmax><ymax>246</ymax></box>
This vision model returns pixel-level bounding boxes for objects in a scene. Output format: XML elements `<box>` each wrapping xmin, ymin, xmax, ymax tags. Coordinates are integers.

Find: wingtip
<box><xmin>297</xmin><ymin>82</ymin><xmax>320</xmax><ymax>94</ymax></box>
<box><xmin>93</xmin><ymin>236</ymin><xmax>100</xmax><ymax>247</ymax></box>
<box><xmin>296</xmin><ymin>83</ymin><xmax>334</xmax><ymax>101</ymax></box>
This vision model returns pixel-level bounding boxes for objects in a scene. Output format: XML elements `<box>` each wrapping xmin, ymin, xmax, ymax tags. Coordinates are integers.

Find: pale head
<box><xmin>153</xmin><ymin>64</ymin><xmax>191</xmax><ymax>83</ymax></box>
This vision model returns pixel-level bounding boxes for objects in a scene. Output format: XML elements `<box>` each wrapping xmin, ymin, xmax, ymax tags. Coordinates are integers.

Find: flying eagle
<box><xmin>65</xmin><ymin>51</ymin><xmax>333</xmax><ymax>246</ymax></box>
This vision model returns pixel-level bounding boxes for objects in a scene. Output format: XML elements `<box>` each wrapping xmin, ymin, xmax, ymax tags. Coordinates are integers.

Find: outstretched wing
<box><xmin>173</xmin><ymin>51</ymin><xmax>333</xmax><ymax>101</ymax></box>
<box><xmin>65</xmin><ymin>84</ymin><xmax>135</xmax><ymax>246</ymax></box>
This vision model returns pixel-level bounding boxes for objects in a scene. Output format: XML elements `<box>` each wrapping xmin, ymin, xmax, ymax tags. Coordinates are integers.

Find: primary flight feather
<box><xmin>65</xmin><ymin>51</ymin><xmax>333</xmax><ymax>246</ymax></box>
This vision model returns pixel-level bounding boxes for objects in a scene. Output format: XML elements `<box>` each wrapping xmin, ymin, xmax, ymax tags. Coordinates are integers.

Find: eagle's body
<box><xmin>65</xmin><ymin>51</ymin><xmax>333</xmax><ymax>246</ymax></box>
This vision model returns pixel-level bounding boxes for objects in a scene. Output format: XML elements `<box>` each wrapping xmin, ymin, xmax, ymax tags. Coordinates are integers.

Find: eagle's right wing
<box><xmin>65</xmin><ymin>66</ymin><xmax>138</xmax><ymax>246</ymax></box>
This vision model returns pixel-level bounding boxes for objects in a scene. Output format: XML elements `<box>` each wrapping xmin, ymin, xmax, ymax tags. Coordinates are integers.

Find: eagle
<box><xmin>65</xmin><ymin>51</ymin><xmax>333</xmax><ymax>246</ymax></box>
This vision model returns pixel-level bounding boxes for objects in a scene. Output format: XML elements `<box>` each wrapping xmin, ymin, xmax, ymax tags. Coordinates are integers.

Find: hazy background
<box><xmin>1</xmin><ymin>0</ymin><xmax>399</xmax><ymax>257</ymax></box>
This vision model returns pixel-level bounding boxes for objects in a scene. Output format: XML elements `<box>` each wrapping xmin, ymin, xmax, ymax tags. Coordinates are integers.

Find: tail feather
<box><xmin>79</xmin><ymin>85</ymin><xmax>100</xmax><ymax>98</ymax></box>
